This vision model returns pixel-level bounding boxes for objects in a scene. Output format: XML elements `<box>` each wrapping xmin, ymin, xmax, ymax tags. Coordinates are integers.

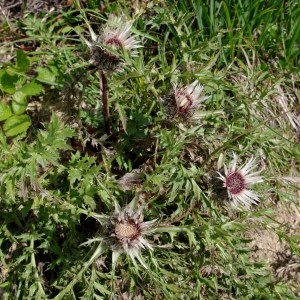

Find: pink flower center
<box><xmin>225</xmin><ymin>172</ymin><xmax>246</xmax><ymax>195</ymax></box>
<box><xmin>106</xmin><ymin>37</ymin><xmax>122</xmax><ymax>49</ymax></box>
<box><xmin>177</xmin><ymin>93</ymin><xmax>193</xmax><ymax>114</ymax></box>
<box><xmin>115</xmin><ymin>219</ymin><xmax>140</xmax><ymax>241</ymax></box>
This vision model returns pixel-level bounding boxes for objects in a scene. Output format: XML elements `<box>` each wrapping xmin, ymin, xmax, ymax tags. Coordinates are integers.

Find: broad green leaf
<box><xmin>12</xmin><ymin>91</ymin><xmax>28</xmax><ymax>115</ymax></box>
<box><xmin>36</xmin><ymin>66</ymin><xmax>56</xmax><ymax>85</ymax></box>
<box><xmin>0</xmin><ymin>70</ymin><xmax>18</xmax><ymax>94</ymax></box>
<box><xmin>3</xmin><ymin>114</ymin><xmax>31</xmax><ymax>137</ymax></box>
<box><xmin>20</xmin><ymin>80</ymin><xmax>43</xmax><ymax>96</ymax></box>
<box><xmin>48</xmin><ymin>64</ymin><xmax>59</xmax><ymax>76</ymax></box>
<box><xmin>16</xmin><ymin>50</ymin><xmax>30</xmax><ymax>72</ymax></box>
<box><xmin>0</xmin><ymin>103</ymin><xmax>13</xmax><ymax>121</ymax></box>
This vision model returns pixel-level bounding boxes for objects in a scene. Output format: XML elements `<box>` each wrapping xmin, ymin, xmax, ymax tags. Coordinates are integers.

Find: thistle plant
<box><xmin>71</xmin><ymin>198</ymin><xmax>156</xmax><ymax>272</ymax></box>
<box><xmin>79</xmin><ymin>6</ymin><xmax>141</xmax><ymax>132</ymax></box>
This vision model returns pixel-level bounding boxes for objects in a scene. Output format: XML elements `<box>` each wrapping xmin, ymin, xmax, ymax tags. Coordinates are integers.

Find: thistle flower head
<box><xmin>102</xmin><ymin>16</ymin><xmax>140</xmax><ymax>51</ymax></box>
<box><xmin>217</xmin><ymin>153</ymin><xmax>264</xmax><ymax>209</ymax></box>
<box><xmin>105</xmin><ymin>201</ymin><xmax>157</xmax><ymax>268</ymax></box>
<box><xmin>162</xmin><ymin>81</ymin><xmax>207</xmax><ymax>121</ymax></box>
<box><xmin>86</xmin><ymin>15</ymin><xmax>141</xmax><ymax>71</ymax></box>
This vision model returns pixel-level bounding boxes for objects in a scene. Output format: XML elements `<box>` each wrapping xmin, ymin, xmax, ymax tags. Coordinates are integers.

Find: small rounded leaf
<box><xmin>3</xmin><ymin>114</ymin><xmax>31</xmax><ymax>137</ymax></box>
<box><xmin>12</xmin><ymin>91</ymin><xmax>28</xmax><ymax>115</ymax></box>
<box><xmin>0</xmin><ymin>103</ymin><xmax>13</xmax><ymax>121</ymax></box>
<box><xmin>20</xmin><ymin>80</ymin><xmax>43</xmax><ymax>96</ymax></box>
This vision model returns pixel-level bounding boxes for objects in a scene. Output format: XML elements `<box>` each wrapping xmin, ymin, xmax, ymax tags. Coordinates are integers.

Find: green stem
<box><xmin>100</xmin><ymin>70</ymin><xmax>110</xmax><ymax>133</ymax></box>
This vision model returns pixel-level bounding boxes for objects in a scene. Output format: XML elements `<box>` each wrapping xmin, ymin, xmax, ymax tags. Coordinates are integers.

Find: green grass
<box><xmin>0</xmin><ymin>0</ymin><xmax>299</xmax><ymax>299</ymax></box>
